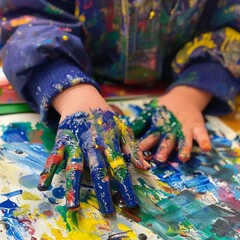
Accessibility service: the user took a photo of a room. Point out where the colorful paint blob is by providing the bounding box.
[0,100,240,239]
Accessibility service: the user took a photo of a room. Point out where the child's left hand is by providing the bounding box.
[131,86,212,162]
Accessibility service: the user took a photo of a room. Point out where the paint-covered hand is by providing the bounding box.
[37,109,151,214]
[131,86,212,163]
[130,99,190,162]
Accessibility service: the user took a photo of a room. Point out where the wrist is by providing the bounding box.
[162,86,212,111]
[52,84,110,121]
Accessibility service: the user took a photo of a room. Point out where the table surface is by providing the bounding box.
[0,98,239,240]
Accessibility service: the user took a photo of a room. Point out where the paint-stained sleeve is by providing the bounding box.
[169,1,240,115]
[0,0,100,128]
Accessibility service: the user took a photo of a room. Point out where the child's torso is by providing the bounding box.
[75,0,208,85]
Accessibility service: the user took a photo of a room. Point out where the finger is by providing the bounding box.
[38,141,65,191]
[177,130,191,162]
[155,131,177,162]
[65,145,84,210]
[155,105,179,130]
[85,148,114,215]
[119,125,151,170]
[192,124,211,151]
[130,107,152,137]
[138,130,161,151]
[104,145,138,209]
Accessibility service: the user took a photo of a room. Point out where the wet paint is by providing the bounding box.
[37,109,140,214]
[130,100,190,162]
[1,103,240,239]
[0,121,56,152]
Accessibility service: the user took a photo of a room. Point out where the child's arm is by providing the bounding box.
[163,2,240,161]
[0,1,151,214]
[133,1,240,162]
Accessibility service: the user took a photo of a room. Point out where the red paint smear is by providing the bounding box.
[66,189,75,205]
[44,151,63,169]
[20,219,35,235]
[66,163,83,172]
[121,208,141,222]
[218,187,240,212]
[43,210,53,217]
[83,0,93,10]
[39,173,49,185]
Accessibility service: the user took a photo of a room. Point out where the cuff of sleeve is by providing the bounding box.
[26,58,100,129]
[168,60,240,115]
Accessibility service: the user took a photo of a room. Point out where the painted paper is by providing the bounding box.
[0,99,239,240]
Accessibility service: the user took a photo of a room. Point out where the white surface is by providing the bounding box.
[206,115,237,140]
[0,113,40,125]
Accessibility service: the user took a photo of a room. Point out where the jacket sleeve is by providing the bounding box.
[0,0,100,128]
[169,1,240,115]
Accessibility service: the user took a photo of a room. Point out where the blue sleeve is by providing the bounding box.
[0,0,100,127]
[168,60,240,115]
[170,0,240,115]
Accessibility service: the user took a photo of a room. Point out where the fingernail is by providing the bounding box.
[178,152,190,162]
[137,160,151,170]
[143,151,153,160]
[201,141,211,151]
[155,153,166,162]
[144,162,152,170]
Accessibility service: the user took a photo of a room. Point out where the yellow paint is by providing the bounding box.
[117,223,137,239]
[108,155,125,169]
[1,186,10,192]
[121,0,128,16]
[56,216,67,229]
[72,147,82,159]
[113,116,129,137]
[13,204,30,217]
[65,208,105,239]
[74,1,80,17]
[22,191,41,201]
[72,78,82,84]
[79,15,86,22]
[220,27,240,52]
[186,32,216,56]
[97,120,103,125]
[10,16,33,27]
[62,35,69,41]
[227,99,235,111]
[149,11,155,20]
[86,193,100,210]
[34,209,48,220]
[41,233,54,240]
[232,148,240,164]
[173,32,217,73]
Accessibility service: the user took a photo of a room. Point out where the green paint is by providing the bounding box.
[114,166,128,182]
[55,205,71,231]
[44,6,64,15]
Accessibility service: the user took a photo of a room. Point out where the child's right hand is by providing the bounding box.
[38,84,151,214]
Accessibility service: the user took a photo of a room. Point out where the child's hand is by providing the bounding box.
[131,86,212,162]
[38,84,150,214]
[38,109,150,214]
